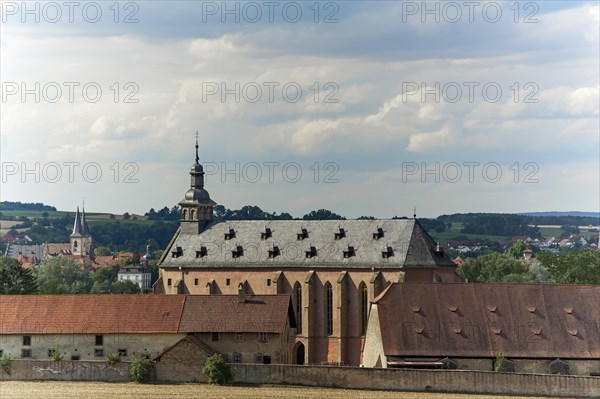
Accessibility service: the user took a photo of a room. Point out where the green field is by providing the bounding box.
[428,222,508,244]
[0,210,149,223]
[0,381,567,399]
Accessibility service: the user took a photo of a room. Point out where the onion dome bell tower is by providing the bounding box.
[179,135,216,234]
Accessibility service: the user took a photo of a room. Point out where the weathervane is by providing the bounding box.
[194,131,200,164]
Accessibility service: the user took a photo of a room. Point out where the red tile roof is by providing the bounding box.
[0,295,186,334]
[179,295,294,333]
[0,294,294,335]
[373,283,600,359]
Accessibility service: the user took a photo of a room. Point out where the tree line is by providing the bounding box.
[457,242,600,285]
[0,256,158,295]
[0,201,57,212]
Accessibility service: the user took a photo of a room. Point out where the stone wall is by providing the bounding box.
[4,359,599,398]
[230,364,600,398]
[0,360,131,381]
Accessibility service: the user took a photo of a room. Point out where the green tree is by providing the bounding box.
[129,356,153,382]
[458,253,531,283]
[50,345,63,361]
[111,280,141,294]
[1,353,15,375]
[0,256,37,294]
[35,257,93,294]
[202,354,231,384]
[303,209,344,220]
[94,246,112,256]
[507,240,527,259]
[537,250,600,285]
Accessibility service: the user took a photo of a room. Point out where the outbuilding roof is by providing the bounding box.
[373,283,600,359]
[179,294,295,333]
[0,294,294,335]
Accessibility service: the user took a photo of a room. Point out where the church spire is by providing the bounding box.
[81,202,90,236]
[71,206,83,237]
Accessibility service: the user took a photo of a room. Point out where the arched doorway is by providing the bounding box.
[294,342,305,365]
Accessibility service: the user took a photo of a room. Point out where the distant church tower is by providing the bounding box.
[179,136,216,234]
[70,205,92,255]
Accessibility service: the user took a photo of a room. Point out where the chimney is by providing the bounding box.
[238,282,246,303]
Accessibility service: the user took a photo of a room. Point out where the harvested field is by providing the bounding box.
[0,381,566,399]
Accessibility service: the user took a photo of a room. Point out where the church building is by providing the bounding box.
[156,141,461,365]
[69,205,93,256]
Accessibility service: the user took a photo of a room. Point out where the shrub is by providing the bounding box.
[129,356,153,382]
[495,351,505,372]
[50,345,63,361]
[202,353,231,384]
[1,353,15,375]
[106,352,121,366]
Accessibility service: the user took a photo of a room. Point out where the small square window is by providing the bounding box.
[268,246,280,258]
[297,228,309,240]
[373,227,384,240]
[95,349,104,357]
[334,228,346,240]
[267,279,272,286]
[211,332,219,341]
[382,246,394,259]
[118,349,127,357]
[235,332,244,342]
[95,335,103,346]
[194,278,199,286]
[226,278,231,286]
[171,246,183,258]
[254,353,264,363]
[196,246,208,258]
[167,278,172,286]
[21,349,31,358]
[71,355,80,361]
[261,228,272,240]
[343,246,355,258]
[258,332,268,343]
[224,228,236,240]
[22,336,31,346]
[232,353,242,363]
[48,349,53,357]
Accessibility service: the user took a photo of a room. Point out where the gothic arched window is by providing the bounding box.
[293,282,302,334]
[324,282,333,336]
[358,282,368,336]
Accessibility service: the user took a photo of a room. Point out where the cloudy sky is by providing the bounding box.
[1,1,598,218]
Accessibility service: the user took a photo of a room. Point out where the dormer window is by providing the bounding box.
[268,245,280,258]
[373,227,384,240]
[261,227,272,240]
[297,228,309,240]
[231,245,243,258]
[305,246,317,258]
[171,246,183,258]
[195,246,207,258]
[224,228,236,240]
[334,228,346,240]
[382,246,394,259]
[343,246,355,258]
